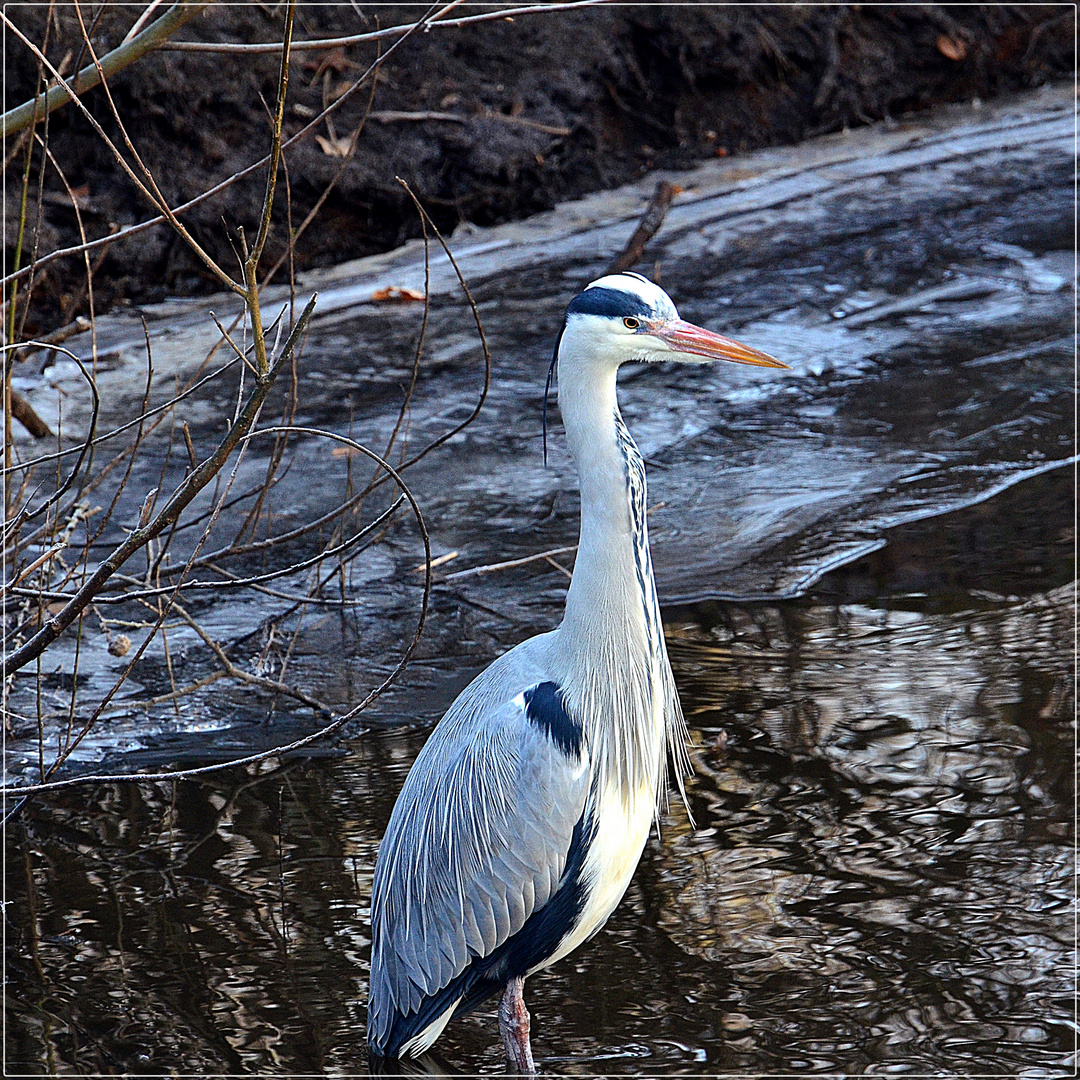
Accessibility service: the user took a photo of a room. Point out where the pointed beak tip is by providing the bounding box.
[762,355,792,370]
[659,320,789,370]
[727,347,789,370]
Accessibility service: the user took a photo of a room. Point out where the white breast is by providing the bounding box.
[531,617,673,976]
[529,773,656,974]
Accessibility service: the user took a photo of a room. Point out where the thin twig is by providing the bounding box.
[1,2,214,137]
[369,110,467,124]
[0,2,453,292]
[2,429,433,797]
[1,353,242,477]
[2,9,239,293]
[1,343,100,541]
[70,2,242,294]
[171,599,334,717]
[244,0,296,378]
[36,493,407,604]
[161,0,614,52]
[368,108,570,137]
[544,555,574,581]
[394,179,492,473]
[1,295,318,678]
[0,0,607,294]
[441,545,578,582]
[603,180,682,277]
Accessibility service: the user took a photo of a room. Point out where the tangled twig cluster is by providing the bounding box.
[1,2,517,805]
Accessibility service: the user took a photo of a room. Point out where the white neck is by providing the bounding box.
[558,360,650,636]
[552,344,685,804]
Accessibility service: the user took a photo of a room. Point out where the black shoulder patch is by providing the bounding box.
[523,682,583,757]
[566,286,652,320]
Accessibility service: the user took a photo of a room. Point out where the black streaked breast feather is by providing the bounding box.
[614,411,662,653]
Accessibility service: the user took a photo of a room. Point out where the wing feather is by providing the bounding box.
[368,665,589,1050]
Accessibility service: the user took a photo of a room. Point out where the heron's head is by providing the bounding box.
[557,272,787,371]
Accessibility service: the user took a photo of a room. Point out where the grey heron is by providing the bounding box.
[367,272,785,1070]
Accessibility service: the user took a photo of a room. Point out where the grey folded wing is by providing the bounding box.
[368,681,589,1035]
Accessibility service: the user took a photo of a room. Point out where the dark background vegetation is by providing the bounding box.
[3,2,1074,330]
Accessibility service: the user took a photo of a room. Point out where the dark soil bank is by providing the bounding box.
[4,3,1073,330]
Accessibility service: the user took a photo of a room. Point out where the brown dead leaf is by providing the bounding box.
[936,34,968,61]
[371,287,426,303]
[315,133,354,158]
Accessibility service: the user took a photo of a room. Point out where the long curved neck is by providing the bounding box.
[559,362,653,636]
[554,351,670,798]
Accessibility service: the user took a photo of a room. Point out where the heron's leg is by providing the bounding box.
[499,976,536,1074]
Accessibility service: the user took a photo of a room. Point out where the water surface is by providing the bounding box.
[8,462,1073,1074]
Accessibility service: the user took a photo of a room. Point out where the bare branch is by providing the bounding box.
[170,599,334,717]
[8,390,52,438]
[441,545,579,582]
[604,179,682,276]
[0,0,601,292]
[1,9,241,294]
[1,295,318,678]
[393,179,492,473]
[244,1,296,378]
[30,493,406,605]
[1,343,100,542]
[161,0,616,53]
[2,428,433,797]
[1,2,214,138]
[1,353,242,478]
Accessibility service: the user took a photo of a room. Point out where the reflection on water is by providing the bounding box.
[660,584,1071,1073]
[8,467,1073,1075]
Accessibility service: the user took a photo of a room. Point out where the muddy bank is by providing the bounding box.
[3,3,1073,331]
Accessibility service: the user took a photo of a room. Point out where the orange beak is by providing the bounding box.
[653,318,788,368]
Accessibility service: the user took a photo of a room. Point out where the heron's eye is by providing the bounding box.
[623,317,641,330]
